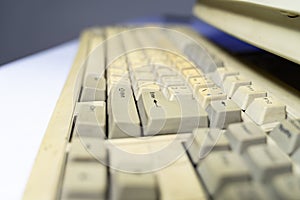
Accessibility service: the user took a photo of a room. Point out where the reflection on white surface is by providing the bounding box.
[0,40,78,200]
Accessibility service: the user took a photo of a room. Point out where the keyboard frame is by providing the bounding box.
[23,25,300,200]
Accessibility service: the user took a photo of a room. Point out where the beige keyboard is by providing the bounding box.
[24,25,300,200]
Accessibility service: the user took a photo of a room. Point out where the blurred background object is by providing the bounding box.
[0,0,195,65]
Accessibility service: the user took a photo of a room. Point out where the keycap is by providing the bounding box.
[210,54,224,68]
[188,76,214,92]
[76,102,106,138]
[83,37,105,82]
[225,122,266,153]
[269,119,300,155]
[151,58,173,67]
[177,98,209,133]
[165,85,193,101]
[68,136,106,162]
[160,76,185,87]
[206,99,241,128]
[134,83,160,100]
[107,76,131,94]
[128,59,149,69]
[246,97,286,125]
[182,44,214,73]
[197,151,251,196]
[106,28,127,65]
[222,75,251,97]
[216,182,269,200]
[133,72,156,82]
[196,86,227,108]
[131,65,153,73]
[271,174,300,200]
[108,140,156,171]
[244,145,292,182]
[182,68,203,79]
[209,67,239,86]
[156,68,177,78]
[187,128,229,164]
[153,143,207,200]
[107,68,128,77]
[231,85,267,110]
[137,91,207,135]
[61,162,107,200]
[110,172,158,200]
[109,57,127,70]
[175,60,194,71]
[291,147,300,165]
[81,74,106,102]
[108,85,141,138]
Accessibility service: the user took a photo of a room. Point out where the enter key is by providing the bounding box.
[137,91,207,136]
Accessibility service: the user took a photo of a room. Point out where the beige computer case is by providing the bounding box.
[194,0,300,65]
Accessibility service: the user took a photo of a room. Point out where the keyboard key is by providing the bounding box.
[206,99,241,128]
[81,74,106,102]
[270,119,300,155]
[128,58,149,68]
[137,91,207,135]
[244,145,292,182]
[178,99,209,133]
[271,174,300,200]
[187,128,229,164]
[107,68,128,77]
[134,82,160,100]
[246,97,286,125]
[182,68,203,79]
[196,86,227,108]
[156,68,177,78]
[76,102,106,138]
[84,36,105,82]
[160,76,185,87]
[133,72,156,82]
[130,65,154,73]
[216,182,269,200]
[223,75,251,97]
[110,172,158,200]
[209,67,239,86]
[231,85,267,110]
[182,44,213,73]
[225,122,266,153]
[188,76,214,91]
[165,85,193,101]
[107,76,131,94]
[175,60,194,71]
[138,90,180,135]
[155,144,207,200]
[291,147,300,165]
[108,85,141,138]
[61,162,107,200]
[197,151,251,196]
[109,57,127,70]
[210,54,224,68]
[68,137,106,162]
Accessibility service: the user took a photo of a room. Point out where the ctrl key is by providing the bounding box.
[61,162,107,200]
[197,151,250,196]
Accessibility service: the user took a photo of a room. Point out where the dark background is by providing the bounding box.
[0,0,195,65]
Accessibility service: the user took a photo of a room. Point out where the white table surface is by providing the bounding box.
[0,40,78,200]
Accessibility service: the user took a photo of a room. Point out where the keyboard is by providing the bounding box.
[24,25,300,200]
